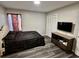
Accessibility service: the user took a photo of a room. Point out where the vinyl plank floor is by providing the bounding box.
[3,36,76,58]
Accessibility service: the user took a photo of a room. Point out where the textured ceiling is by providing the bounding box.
[0,1,77,12]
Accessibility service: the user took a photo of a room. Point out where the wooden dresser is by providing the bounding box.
[51,32,75,53]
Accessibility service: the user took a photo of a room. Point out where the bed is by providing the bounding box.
[3,31,45,55]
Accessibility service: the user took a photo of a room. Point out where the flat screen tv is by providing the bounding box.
[57,22,73,32]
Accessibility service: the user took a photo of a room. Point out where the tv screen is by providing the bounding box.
[57,22,73,32]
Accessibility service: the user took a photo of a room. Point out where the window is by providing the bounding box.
[7,13,22,31]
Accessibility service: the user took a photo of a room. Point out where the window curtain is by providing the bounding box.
[18,15,22,31]
[7,14,13,31]
[12,15,18,31]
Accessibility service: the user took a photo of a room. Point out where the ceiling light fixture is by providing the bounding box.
[34,1,40,5]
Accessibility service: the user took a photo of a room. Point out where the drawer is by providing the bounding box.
[52,34,61,39]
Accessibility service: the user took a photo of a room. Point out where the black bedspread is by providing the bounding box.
[3,31,45,55]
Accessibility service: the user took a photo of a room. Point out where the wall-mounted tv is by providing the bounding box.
[57,22,73,32]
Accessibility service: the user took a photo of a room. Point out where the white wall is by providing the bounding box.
[46,3,79,37]
[22,12,45,35]
[46,3,79,55]
[6,9,46,35]
[0,6,8,33]
[0,6,7,28]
